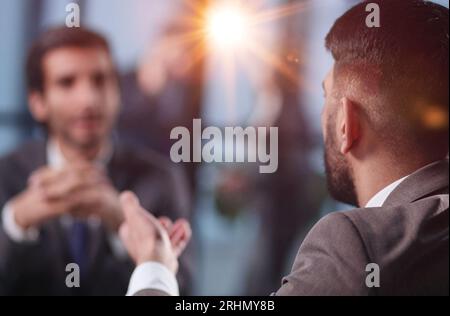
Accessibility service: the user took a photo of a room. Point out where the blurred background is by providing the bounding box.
[0,0,448,295]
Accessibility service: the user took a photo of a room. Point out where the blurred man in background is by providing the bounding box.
[0,27,192,296]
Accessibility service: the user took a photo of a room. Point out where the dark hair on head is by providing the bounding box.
[325,0,449,160]
[26,26,112,93]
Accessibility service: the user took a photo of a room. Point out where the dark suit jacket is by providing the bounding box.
[0,140,193,296]
[136,159,449,296]
[275,159,449,296]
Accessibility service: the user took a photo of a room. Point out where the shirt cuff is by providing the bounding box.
[2,202,39,243]
[126,262,180,296]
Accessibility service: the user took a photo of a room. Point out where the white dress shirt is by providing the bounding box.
[365,176,409,208]
[125,174,412,296]
[1,140,128,259]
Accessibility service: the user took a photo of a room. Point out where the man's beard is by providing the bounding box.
[61,129,103,151]
[323,122,359,206]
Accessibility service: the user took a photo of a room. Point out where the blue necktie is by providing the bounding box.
[69,221,89,277]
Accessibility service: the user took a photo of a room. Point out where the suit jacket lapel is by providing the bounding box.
[16,140,47,174]
[383,159,449,208]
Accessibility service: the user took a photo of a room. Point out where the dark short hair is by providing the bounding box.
[26,26,112,93]
[326,0,449,160]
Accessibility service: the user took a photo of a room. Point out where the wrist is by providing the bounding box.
[2,202,40,242]
[137,255,178,275]
[10,198,33,230]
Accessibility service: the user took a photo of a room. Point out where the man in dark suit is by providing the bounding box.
[0,27,192,296]
[117,0,449,296]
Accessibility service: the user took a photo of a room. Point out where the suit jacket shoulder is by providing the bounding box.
[275,211,371,296]
[344,194,449,295]
[276,160,449,296]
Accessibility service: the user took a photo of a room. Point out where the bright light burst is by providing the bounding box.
[206,3,251,51]
[178,0,310,68]
[176,0,311,116]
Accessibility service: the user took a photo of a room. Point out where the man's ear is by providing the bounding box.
[28,92,48,124]
[339,97,360,155]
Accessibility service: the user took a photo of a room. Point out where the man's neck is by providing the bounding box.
[51,137,107,163]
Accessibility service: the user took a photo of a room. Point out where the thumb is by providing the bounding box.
[120,191,142,223]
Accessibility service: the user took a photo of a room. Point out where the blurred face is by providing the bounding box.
[321,67,358,206]
[31,47,120,149]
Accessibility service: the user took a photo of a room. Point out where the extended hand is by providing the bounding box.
[118,191,191,274]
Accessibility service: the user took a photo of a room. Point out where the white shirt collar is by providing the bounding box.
[47,141,65,169]
[47,139,112,169]
[365,175,409,208]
